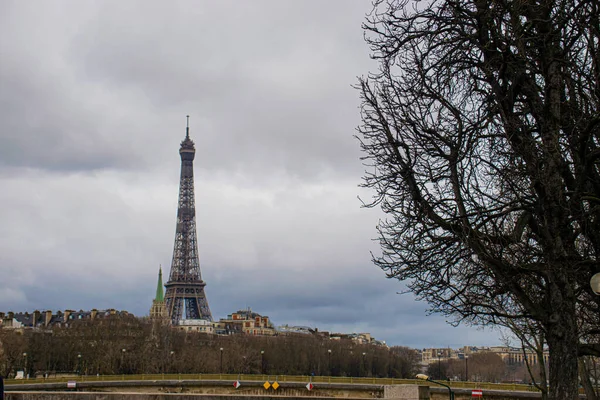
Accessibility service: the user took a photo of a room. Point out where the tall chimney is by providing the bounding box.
[32,310,40,327]
[45,310,52,326]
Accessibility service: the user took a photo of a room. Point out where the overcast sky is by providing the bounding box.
[0,0,501,349]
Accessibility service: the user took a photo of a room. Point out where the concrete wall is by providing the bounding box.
[6,393,357,400]
[4,388,545,400]
[429,387,542,400]
[5,381,380,399]
[384,385,430,400]
[4,382,547,400]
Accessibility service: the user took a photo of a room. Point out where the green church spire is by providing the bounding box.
[155,266,164,302]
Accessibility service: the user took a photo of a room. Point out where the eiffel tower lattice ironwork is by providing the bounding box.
[164,116,213,323]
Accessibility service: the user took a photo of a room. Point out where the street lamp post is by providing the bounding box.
[77,354,82,375]
[169,351,174,374]
[260,350,265,375]
[437,351,442,380]
[220,348,223,374]
[362,352,366,377]
[328,349,332,376]
[465,355,469,381]
[417,374,455,400]
[372,354,377,377]
[22,353,27,379]
[121,349,126,374]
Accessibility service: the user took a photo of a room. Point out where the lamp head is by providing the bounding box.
[416,374,429,380]
[591,273,600,295]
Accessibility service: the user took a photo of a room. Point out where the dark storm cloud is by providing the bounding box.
[7,260,494,349]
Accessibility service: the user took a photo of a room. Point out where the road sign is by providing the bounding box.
[233,380,241,389]
[306,382,314,391]
[263,381,271,390]
[272,381,279,390]
[67,381,77,389]
[472,389,483,397]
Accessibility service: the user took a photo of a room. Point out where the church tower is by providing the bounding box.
[149,266,168,319]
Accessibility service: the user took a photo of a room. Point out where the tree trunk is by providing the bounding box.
[546,309,579,400]
[579,358,598,400]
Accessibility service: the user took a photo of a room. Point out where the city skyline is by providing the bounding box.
[0,1,501,348]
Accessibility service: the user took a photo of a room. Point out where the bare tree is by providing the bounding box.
[388,346,420,378]
[0,330,26,377]
[433,352,505,382]
[500,320,549,399]
[469,352,507,383]
[579,357,598,400]
[426,359,450,381]
[0,320,420,379]
[356,0,600,398]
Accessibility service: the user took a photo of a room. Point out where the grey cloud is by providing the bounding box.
[0,65,134,171]
[5,258,495,348]
[0,0,503,349]
[1,1,370,179]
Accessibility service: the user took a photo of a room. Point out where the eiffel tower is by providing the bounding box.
[164,116,213,323]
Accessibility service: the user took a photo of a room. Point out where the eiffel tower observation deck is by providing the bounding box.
[164,116,213,323]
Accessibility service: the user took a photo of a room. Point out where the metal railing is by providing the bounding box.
[4,373,540,392]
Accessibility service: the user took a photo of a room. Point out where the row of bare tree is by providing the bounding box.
[426,352,542,384]
[427,351,599,389]
[0,316,419,379]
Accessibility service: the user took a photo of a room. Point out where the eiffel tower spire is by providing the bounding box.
[164,117,213,323]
